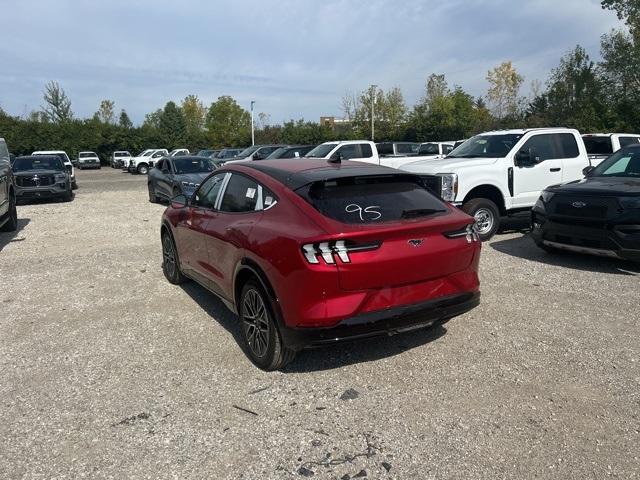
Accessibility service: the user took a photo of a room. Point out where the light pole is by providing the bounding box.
[370,85,377,141]
[250,101,256,146]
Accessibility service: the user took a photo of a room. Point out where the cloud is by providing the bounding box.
[0,0,622,124]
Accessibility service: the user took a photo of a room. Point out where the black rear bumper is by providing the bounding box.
[531,212,640,262]
[280,291,480,351]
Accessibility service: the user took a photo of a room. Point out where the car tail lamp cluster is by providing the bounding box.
[302,240,381,264]
[443,224,480,243]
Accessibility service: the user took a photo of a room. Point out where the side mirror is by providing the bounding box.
[515,149,537,167]
[171,194,188,208]
[252,153,264,161]
[161,167,170,174]
[582,166,595,177]
[329,151,344,162]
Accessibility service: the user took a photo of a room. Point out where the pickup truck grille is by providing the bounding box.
[16,175,55,187]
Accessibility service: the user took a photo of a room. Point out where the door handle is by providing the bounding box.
[550,168,561,172]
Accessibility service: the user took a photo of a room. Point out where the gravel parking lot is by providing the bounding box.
[1,168,639,479]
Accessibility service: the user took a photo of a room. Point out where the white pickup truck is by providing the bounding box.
[582,133,640,166]
[307,140,453,169]
[128,149,168,174]
[400,128,591,240]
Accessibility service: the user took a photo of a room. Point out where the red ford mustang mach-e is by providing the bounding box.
[161,159,481,370]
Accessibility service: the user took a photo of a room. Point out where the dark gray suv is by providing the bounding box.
[0,138,17,231]
[13,155,72,202]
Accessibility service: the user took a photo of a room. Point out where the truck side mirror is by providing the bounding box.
[582,166,595,176]
[515,149,536,167]
[252,153,264,161]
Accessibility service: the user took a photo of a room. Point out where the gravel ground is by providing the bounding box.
[1,168,639,479]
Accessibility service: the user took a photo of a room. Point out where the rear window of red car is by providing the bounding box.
[296,174,447,224]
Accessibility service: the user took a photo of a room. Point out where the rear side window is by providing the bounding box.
[220,174,259,212]
[360,144,373,158]
[619,136,640,147]
[557,133,579,158]
[376,143,393,155]
[583,136,613,155]
[297,175,447,224]
[396,143,417,154]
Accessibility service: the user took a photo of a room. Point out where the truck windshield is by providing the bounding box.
[306,143,337,158]
[13,156,64,172]
[79,152,96,158]
[448,134,523,158]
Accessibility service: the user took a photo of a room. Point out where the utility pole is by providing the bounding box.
[370,85,377,141]
[250,100,255,146]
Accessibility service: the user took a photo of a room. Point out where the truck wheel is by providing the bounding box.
[161,231,187,285]
[0,193,18,232]
[137,164,149,175]
[462,198,500,241]
[239,279,296,371]
[63,190,72,202]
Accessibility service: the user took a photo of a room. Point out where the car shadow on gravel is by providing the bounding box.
[490,233,640,275]
[0,218,30,252]
[180,281,449,372]
[179,282,245,345]
[285,325,448,372]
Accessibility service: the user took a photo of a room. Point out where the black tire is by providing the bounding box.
[0,192,18,232]
[239,280,296,371]
[72,181,78,190]
[148,183,160,203]
[161,231,187,285]
[62,189,72,202]
[462,198,500,241]
[137,164,149,175]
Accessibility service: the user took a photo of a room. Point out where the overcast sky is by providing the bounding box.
[0,0,622,125]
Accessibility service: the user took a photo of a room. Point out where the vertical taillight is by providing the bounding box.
[301,240,381,265]
[443,224,480,243]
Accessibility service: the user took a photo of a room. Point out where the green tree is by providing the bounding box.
[96,99,115,124]
[205,96,251,147]
[118,109,133,129]
[602,0,640,34]
[540,46,608,131]
[41,81,73,123]
[600,29,640,129]
[486,61,524,120]
[181,94,207,148]
[159,101,186,149]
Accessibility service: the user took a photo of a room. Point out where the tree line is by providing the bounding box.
[0,0,637,161]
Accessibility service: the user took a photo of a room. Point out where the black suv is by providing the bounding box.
[0,138,17,232]
[13,155,72,202]
[532,144,640,261]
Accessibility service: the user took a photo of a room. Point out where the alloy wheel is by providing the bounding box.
[473,208,494,235]
[242,289,270,358]
[162,234,177,278]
